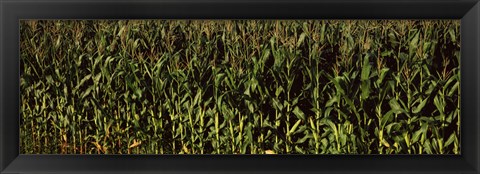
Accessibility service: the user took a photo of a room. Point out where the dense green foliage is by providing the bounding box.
[20,20,460,154]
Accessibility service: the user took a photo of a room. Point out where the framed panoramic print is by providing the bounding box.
[1,0,480,173]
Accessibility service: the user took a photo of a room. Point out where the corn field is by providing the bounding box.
[20,20,460,154]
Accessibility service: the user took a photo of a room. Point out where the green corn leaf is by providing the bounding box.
[361,81,370,100]
[193,89,202,106]
[448,81,459,96]
[423,41,431,54]
[381,110,394,129]
[295,134,311,144]
[93,73,102,84]
[325,96,338,107]
[385,122,401,135]
[262,49,271,62]
[448,27,456,42]
[269,36,276,50]
[409,31,420,57]
[444,133,456,148]
[411,128,423,144]
[134,88,142,99]
[296,32,307,48]
[289,119,302,135]
[293,125,307,135]
[412,97,428,114]
[81,86,94,99]
[293,106,306,120]
[272,98,283,111]
[403,132,411,147]
[361,55,371,81]
[275,86,284,97]
[214,73,226,87]
[389,98,404,114]
[320,23,326,44]
[248,101,258,114]
[376,68,390,85]
[75,74,92,90]
[433,95,444,114]
[332,77,345,95]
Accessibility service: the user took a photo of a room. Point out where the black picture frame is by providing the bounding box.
[1,0,479,173]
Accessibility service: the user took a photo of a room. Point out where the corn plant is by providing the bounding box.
[20,20,460,154]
